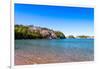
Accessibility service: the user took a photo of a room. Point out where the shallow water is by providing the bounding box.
[15,39,94,65]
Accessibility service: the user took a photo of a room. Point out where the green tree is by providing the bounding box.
[67,35,75,39]
[77,35,89,38]
[55,31,65,39]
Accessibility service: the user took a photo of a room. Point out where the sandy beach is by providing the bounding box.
[15,50,93,65]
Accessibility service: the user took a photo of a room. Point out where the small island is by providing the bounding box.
[66,35,94,39]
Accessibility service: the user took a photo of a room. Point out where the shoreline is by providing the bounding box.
[15,38,94,40]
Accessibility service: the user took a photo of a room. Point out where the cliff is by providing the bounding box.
[15,25,66,39]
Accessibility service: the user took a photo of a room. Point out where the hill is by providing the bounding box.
[15,25,66,39]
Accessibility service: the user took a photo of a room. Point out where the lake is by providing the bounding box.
[15,39,94,65]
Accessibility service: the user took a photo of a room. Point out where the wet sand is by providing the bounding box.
[15,50,93,65]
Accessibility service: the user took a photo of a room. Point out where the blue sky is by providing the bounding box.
[15,3,94,36]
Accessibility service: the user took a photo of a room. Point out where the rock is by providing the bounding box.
[15,24,66,39]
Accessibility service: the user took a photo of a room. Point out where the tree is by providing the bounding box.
[77,35,89,38]
[67,35,75,38]
[55,31,65,39]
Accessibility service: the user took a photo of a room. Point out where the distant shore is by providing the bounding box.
[15,24,94,40]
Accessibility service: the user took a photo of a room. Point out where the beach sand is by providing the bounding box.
[15,50,93,65]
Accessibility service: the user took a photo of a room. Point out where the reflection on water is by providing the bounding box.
[15,39,94,65]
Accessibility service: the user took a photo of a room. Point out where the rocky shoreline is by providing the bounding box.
[15,25,66,39]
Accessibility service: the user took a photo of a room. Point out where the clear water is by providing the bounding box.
[15,39,94,64]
